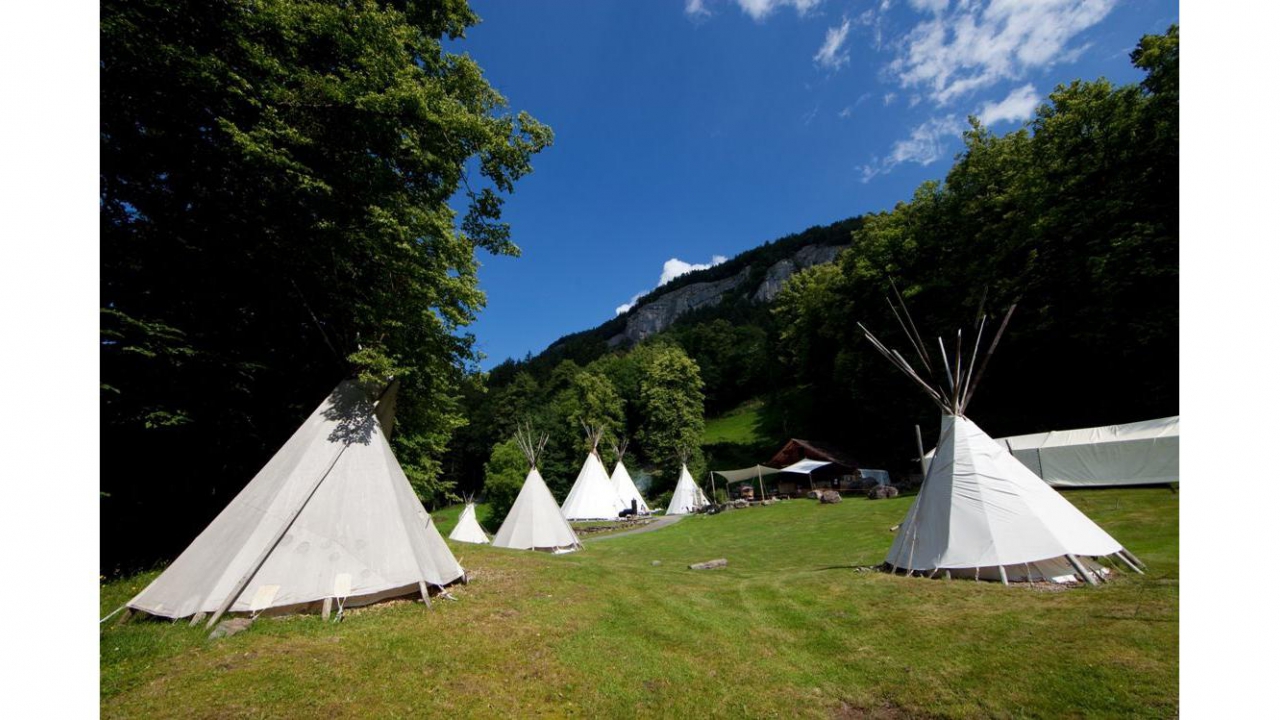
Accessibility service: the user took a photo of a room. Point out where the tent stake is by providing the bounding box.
[998,565,1009,586]
[189,611,206,627]
[419,581,433,608]
[322,597,332,621]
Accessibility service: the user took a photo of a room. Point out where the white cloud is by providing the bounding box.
[814,18,852,70]
[888,0,1115,105]
[616,255,730,315]
[859,115,964,182]
[615,293,644,316]
[908,0,949,13]
[883,92,897,105]
[977,83,1039,126]
[659,255,728,285]
[685,0,711,20]
[838,106,853,119]
[734,0,823,22]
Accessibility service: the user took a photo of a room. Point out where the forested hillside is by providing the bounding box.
[452,25,1178,505]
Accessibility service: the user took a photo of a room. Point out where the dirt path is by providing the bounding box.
[585,514,686,542]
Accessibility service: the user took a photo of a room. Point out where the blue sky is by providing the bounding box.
[455,0,1178,369]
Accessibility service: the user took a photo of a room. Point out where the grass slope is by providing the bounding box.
[101,488,1177,718]
[702,399,765,446]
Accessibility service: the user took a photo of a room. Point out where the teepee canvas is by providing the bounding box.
[492,427,582,552]
[665,463,708,515]
[609,439,650,515]
[561,424,626,521]
[449,501,490,545]
[861,286,1144,584]
[127,380,466,625]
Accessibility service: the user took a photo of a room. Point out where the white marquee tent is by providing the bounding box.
[449,502,490,545]
[861,293,1144,584]
[126,380,465,625]
[665,463,709,515]
[924,416,1179,487]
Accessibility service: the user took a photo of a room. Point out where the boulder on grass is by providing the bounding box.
[209,617,253,639]
[819,490,843,504]
[866,485,900,500]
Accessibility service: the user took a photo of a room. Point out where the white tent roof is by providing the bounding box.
[888,414,1126,581]
[779,459,831,475]
[713,464,781,483]
[924,416,1179,487]
[448,502,490,545]
[611,460,650,514]
[561,452,625,520]
[128,381,465,620]
[665,464,708,515]
[492,468,581,552]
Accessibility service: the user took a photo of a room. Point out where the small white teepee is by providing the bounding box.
[492,426,582,552]
[561,424,626,521]
[861,285,1145,584]
[665,462,708,515]
[610,439,650,515]
[449,501,490,545]
[127,380,465,626]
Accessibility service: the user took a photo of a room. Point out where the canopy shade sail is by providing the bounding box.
[778,459,831,475]
[713,465,782,483]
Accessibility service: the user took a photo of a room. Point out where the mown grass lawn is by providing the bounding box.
[100,488,1177,718]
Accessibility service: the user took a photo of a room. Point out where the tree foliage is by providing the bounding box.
[101,0,550,571]
[769,25,1179,470]
[481,437,527,528]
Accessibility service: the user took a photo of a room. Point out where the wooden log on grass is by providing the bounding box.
[688,558,728,570]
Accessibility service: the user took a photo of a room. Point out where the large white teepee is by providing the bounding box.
[491,427,582,552]
[561,425,626,521]
[610,439,650,515]
[665,463,709,515]
[449,502,490,545]
[493,468,582,552]
[861,287,1144,584]
[127,380,465,624]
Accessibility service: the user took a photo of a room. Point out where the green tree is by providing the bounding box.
[636,346,706,491]
[481,437,527,529]
[100,0,551,571]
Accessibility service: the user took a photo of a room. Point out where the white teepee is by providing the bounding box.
[127,380,465,625]
[861,286,1145,584]
[449,501,490,545]
[610,440,650,515]
[665,463,708,515]
[492,427,582,552]
[561,425,626,521]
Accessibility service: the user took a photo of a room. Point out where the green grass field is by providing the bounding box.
[702,398,766,445]
[100,488,1177,718]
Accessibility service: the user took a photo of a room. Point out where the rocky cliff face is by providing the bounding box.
[608,244,848,346]
[751,244,848,302]
[609,267,752,346]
